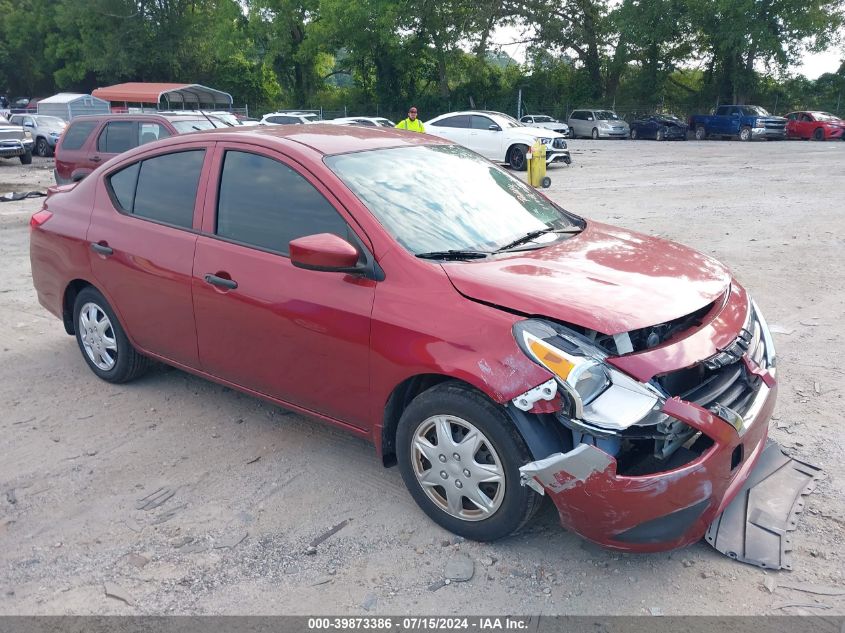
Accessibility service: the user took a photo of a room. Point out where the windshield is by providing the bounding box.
[0,116,9,125]
[326,145,582,255]
[815,112,840,121]
[303,114,320,123]
[35,116,66,127]
[533,116,553,122]
[375,118,395,127]
[596,111,620,121]
[740,106,770,116]
[492,113,523,128]
[170,119,218,133]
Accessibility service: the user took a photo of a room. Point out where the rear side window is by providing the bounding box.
[107,150,204,229]
[98,121,137,154]
[432,115,470,128]
[61,121,97,150]
[215,151,348,255]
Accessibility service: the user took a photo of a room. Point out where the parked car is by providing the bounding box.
[785,111,845,141]
[329,116,396,128]
[31,124,779,554]
[519,114,570,137]
[0,115,34,164]
[567,109,629,139]
[689,105,787,141]
[628,114,688,141]
[9,114,67,156]
[260,111,320,125]
[426,110,571,170]
[54,113,223,185]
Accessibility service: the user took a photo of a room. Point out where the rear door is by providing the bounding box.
[191,144,376,428]
[86,142,214,367]
[426,115,471,145]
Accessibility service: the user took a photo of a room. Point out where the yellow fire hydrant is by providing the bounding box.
[526,140,551,188]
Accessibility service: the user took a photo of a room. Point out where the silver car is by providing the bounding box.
[9,114,66,157]
[519,114,570,137]
[567,109,630,139]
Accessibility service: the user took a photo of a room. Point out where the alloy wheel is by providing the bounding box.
[78,302,118,371]
[411,415,505,521]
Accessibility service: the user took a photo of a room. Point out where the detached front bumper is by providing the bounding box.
[522,377,776,552]
[751,127,786,139]
[546,149,572,165]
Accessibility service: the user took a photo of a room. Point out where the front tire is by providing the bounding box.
[508,144,528,171]
[630,128,638,140]
[813,128,825,141]
[35,138,50,157]
[73,287,150,383]
[396,382,542,541]
[19,150,32,165]
[739,126,752,142]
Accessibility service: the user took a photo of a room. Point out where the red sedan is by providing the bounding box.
[30,125,779,552]
[785,111,845,140]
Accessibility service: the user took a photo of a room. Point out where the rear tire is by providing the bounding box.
[73,287,151,383]
[19,150,32,165]
[656,127,666,141]
[695,126,706,140]
[508,145,528,171]
[396,382,542,541]
[591,127,599,140]
[630,128,638,140]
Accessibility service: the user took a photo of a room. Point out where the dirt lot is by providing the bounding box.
[0,141,843,616]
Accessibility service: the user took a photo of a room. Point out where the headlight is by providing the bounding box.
[24,130,32,138]
[539,137,552,145]
[513,319,663,430]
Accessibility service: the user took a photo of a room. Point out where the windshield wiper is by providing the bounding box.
[416,250,490,260]
[494,227,582,252]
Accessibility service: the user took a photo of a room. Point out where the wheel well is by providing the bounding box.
[63,279,93,334]
[505,143,528,163]
[380,374,460,467]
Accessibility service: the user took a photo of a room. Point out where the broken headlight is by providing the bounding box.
[513,319,664,431]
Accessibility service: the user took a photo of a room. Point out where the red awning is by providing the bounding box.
[92,82,233,107]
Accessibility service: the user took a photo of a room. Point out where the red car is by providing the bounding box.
[30,125,780,553]
[54,112,225,185]
[785,111,845,140]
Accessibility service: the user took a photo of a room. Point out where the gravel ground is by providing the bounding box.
[0,141,843,616]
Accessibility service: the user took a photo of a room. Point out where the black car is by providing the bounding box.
[629,114,688,140]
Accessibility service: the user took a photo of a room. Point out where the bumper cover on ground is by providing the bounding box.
[704,440,820,570]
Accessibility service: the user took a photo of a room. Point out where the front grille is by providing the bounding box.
[764,121,786,130]
[659,306,768,420]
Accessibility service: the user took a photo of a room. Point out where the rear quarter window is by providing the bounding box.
[61,121,98,150]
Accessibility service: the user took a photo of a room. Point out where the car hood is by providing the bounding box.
[442,222,731,335]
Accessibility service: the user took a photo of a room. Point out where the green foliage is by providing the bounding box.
[0,0,842,117]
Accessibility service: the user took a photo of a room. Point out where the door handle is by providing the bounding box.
[91,156,102,163]
[90,242,113,256]
[204,274,238,290]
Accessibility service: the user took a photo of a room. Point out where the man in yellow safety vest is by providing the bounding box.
[395,106,425,133]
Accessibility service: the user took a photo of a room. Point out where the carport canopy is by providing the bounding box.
[92,82,233,109]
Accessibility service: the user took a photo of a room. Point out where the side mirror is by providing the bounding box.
[290,233,361,273]
[587,117,594,121]
[488,124,501,131]
[24,121,35,128]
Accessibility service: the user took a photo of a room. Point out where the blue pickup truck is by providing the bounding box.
[688,105,787,141]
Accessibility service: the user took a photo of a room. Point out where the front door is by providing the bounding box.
[192,145,376,428]
[468,115,504,160]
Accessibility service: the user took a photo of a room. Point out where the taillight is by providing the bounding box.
[30,210,53,229]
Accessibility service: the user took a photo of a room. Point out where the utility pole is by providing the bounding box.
[517,88,522,119]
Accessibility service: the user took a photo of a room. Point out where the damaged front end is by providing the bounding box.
[511,284,815,566]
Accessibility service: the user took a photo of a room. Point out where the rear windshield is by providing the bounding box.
[61,121,98,150]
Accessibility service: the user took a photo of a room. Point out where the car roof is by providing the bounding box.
[139,122,452,156]
[68,113,210,124]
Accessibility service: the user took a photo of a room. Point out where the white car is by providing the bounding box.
[519,114,571,137]
[260,111,320,125]
[328,116,396,128]
[425,110,571,171]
